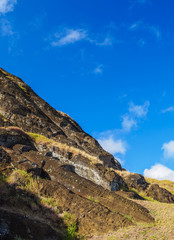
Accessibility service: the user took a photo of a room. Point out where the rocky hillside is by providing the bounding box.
[0,68,174,240]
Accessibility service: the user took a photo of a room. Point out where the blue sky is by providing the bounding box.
[1,0,174,180]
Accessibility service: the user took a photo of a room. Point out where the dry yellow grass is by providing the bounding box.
[89,199,174,240]
[57,110,71,118]
[27,132,102,164]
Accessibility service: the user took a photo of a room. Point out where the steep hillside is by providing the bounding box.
[0,68,173,239]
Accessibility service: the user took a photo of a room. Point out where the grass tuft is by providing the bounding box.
[19,85,27,93]
[129,188,157,202]
[88,197,99,203]
[63,212,77,240]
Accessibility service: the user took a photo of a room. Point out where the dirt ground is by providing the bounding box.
[89,199,174,240]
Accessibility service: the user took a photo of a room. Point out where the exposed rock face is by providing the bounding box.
[146,184,174,203]
[116,170,174,203]
[116,171,149,191]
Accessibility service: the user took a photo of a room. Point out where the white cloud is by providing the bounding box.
[121,115,137,132]
[50,27,114,47]
[161,106,174,113]
[129,101,150,118]
[144,164,174,181]
[51,28,87,46]
[94,64,103,74]
[95,37,113,46]
[98,136,127,155]
[0,0,17,14]
[0,18,14,36]
[95,100,149,166]
[162,141,174,159]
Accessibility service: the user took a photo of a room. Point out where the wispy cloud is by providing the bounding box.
[162,141,174,159]
[121,115,137,132]
[95,37,113,46]
[0,18,19,53]
[0,18,14,36]
[161,106,174,113]
[130,0,150,8]
[98,136,127,155]
[0,0,17,14]
[144,164,174,181]
[96,100,149,164]
[129,20,142,31]
[121,101,150,132]
[148,25,161,40]
[129,20,161,41]
[51,28,87,46]
[162,91,166,97]
[138,38,146,47]
[50,27,113,47]
[93,64,103,74]
[129,101,150,118]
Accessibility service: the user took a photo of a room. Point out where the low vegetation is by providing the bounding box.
[0,169,79,240]
[88,197,99,203]
[19,85,27,93]
[63,212,78,240]
[129,188,157,202]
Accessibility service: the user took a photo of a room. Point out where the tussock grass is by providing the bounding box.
[0,68,27,94]
[19,85,27,93]
[0,113,9,122]
[0,68,10,76]
[0,126,28,136]
[7,169,43,195]
[7,169,60,212]
[58,110,71,118]
[6,75,16,81]
[0,113,14,125]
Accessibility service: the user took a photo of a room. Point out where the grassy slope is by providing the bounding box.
[90,178,174,240]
